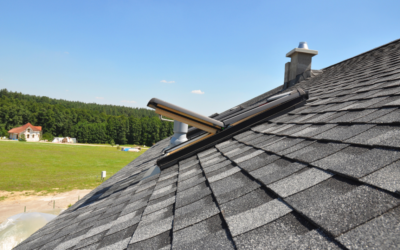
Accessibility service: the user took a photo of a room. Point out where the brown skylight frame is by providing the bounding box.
[148,88,309,169]
[148,98,225,134]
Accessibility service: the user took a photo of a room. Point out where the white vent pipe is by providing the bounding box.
[159,115,188,150]
[169,121,188,148]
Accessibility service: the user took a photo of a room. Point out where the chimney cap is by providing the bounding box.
[286,42,318,57]
[298,42,308,49]
[286,48,318,58]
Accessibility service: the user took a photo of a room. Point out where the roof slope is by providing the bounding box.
[8,123,42,133]
[15,39,400,250]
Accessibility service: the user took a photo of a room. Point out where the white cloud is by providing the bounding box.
[121,100,136,104]
[96,97,104,100]
[160,80,175,83]
[64,51,69,54]
[191,90,205,94]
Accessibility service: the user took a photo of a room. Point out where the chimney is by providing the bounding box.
[283,42,318,89]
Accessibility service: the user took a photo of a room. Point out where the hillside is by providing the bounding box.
[0,89,173,145]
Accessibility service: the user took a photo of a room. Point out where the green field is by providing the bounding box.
[0,141,145,193]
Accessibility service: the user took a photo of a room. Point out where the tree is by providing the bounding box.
[0,127,8,137]
[0,88,173,144]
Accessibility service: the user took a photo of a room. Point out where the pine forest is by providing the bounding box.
[0,89,174,145]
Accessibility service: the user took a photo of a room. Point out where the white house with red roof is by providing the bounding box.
[8,123,42,141]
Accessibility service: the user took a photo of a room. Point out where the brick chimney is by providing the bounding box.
[283,42,318,89]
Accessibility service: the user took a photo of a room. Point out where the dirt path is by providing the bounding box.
[0,190,92,223]
[0,140,150,148]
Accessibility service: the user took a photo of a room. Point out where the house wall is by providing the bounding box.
[9,133,18,139]
[18,128,41,141]
[24,130,40,142]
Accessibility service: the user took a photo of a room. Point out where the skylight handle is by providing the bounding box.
[159,114,174,122]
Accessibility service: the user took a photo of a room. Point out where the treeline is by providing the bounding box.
[0,89,173,145]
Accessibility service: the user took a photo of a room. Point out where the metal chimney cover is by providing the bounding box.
[298,42,309,49]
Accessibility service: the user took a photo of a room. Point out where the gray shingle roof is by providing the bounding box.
[15,39,400,250]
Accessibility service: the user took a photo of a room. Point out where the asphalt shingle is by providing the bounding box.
[209,171,260,205]
[372,108,400,123]
[361,160,400,193]
[177,174,206,193]
[207,166,241,183]
[203,159,232,173]
[337,206,400,250]
[346,125,400,147]
[230,149,264,164]
[234,212,340,250]
[285,179,400,237]
[250,159,307,186]
[129,216,174,244]
[313,146,400,179]
[225,199,292,237]
[352,107,396,122]
[173,195,220,231]
[172,215,227,249]
[286,141,348,163]
[220,188,275,218]
[279,139,315,156]
[127,230,171,250]
[268,168,334,198]
[290,124,337,138]
[175,182,211,209]
[314,124,375,141]
[235,151,281,172]
[261,137,305,154]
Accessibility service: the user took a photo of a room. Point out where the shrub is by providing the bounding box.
[19,134,26,142]
[42,132,54,141]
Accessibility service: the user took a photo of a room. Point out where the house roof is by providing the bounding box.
[8,123,42,133]
[15,39,400,250]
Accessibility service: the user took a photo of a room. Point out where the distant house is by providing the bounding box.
[52,137,63,143]
[8,123,42,142]
[52,137,77,143]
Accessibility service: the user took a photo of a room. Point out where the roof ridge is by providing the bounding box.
[323,38,400,70]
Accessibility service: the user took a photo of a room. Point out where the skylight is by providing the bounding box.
[147,88,309,169]
[147,98,225,134]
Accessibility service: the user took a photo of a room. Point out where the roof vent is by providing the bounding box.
[159,115,188,150]
[298,41,308,49]
[283,42,318,90]
[169,121,188,148]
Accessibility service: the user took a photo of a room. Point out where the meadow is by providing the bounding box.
[0,141,145,193]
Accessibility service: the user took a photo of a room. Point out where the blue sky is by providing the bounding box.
[1,1,399,116]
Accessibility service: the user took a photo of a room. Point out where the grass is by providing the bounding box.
[0,141,146,193]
